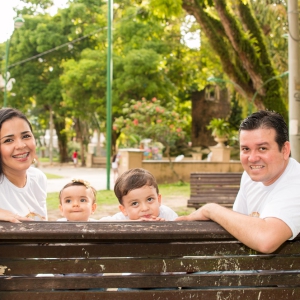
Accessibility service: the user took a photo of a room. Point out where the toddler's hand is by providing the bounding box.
[135,215,166,222]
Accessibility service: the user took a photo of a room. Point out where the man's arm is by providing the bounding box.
[176,203,292,253]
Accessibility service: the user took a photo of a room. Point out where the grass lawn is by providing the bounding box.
[44,173,64,179]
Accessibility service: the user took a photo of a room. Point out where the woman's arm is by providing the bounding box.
[0,208,33,223]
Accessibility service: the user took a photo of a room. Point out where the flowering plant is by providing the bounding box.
[113,98,188,157]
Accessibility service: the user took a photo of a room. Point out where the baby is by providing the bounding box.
[100,168,178,221]
[58,179,97,221]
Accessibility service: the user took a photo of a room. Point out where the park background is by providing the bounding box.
[0,0,295,217]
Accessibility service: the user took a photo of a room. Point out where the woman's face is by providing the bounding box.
[0,117,36,174]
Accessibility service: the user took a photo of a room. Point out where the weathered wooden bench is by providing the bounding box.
[92,156,107,168]
[0,221,299,299]
[187,172,243,209]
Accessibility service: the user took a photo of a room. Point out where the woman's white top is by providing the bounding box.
[0,167,47,220]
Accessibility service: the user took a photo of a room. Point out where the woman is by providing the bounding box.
[0,108,47,222]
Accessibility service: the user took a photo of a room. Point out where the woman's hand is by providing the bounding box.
[0,208,33,223]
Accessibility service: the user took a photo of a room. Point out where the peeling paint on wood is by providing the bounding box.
[0,265,7,275]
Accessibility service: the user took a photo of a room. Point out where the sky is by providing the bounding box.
[0,1,200,48]
[0,0,68,43]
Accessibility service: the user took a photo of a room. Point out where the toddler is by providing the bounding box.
[56,179,104,290]
[100,168,177,221]
[58,179,97,221]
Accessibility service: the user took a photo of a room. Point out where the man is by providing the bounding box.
[177,110,300,253]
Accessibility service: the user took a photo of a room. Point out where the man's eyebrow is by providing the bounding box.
[240,142,270,147]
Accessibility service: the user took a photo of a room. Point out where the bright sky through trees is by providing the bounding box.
[0,0,68,43]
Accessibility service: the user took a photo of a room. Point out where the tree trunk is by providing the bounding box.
[182,0,288,120]
[53,115,69,163]
[191,87,231,148]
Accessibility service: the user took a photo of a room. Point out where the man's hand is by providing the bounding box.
[176,206,210,221]
[0,208,33,223]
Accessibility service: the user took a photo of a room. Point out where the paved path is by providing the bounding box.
[39,165,114,193]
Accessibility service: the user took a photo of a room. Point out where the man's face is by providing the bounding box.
[239,127,290,186]
[119,185,161,220]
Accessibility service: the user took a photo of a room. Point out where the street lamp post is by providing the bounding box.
[106,0,113,190]
[3,16,25,107]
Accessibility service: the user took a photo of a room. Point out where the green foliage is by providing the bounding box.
[149,0,183,18]
[206,118,230,138]
[153,0,289,119]
[60,48,107,119]
[228,93,243,130]
[5,0,107,162]
[114,98,188,156]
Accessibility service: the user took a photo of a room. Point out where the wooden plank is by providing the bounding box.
[1,272,300,290]
[0,242,252,258]
[190,187,240,192]
[0,221,240,242]
[1,239,299,258]
[0,241,252,258]
[1,256,300,275]
[188,172,242,208]
[1,288,300,300]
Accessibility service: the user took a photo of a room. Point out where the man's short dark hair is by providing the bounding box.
[114,168,159,205]
[239,110,289,151]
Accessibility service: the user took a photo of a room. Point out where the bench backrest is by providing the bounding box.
[0,221,299,299]
[188,172,243,209]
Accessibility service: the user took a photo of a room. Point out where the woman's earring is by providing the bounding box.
[32,158,37,164]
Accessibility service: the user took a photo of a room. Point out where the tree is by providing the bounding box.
[4,0,106,162]
[149,0,288,120]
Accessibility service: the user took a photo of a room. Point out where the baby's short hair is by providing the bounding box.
[114,168,159,204]
[59,179,97,204]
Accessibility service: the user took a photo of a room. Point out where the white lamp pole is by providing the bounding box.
[288,0,300,161]
[3,16,25,107]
